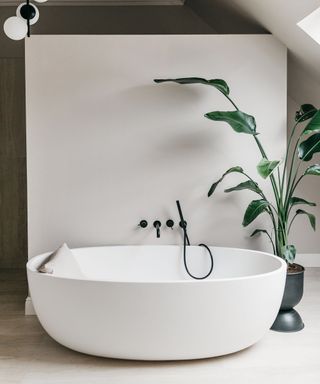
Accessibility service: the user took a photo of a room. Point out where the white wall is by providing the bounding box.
[26,35,287,257]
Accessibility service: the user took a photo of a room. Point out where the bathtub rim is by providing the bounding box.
[26,245,287,284]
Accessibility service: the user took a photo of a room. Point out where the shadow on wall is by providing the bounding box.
[114,84,269,251]
[113,83,220,154]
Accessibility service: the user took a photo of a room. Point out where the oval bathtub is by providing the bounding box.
[27,245,286,361]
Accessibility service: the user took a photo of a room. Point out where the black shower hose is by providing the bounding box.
[182,227,214,280]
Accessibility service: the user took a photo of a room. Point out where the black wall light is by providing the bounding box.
[3,0,47,40]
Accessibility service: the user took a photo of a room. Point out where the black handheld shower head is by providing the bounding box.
[176,200,190,245]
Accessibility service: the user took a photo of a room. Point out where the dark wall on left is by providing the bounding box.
[0,7,26,268]
[0,58,27,269]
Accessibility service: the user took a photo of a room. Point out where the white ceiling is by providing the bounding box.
[0,0,185,5]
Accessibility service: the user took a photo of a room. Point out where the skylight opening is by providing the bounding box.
[298,6,320,45]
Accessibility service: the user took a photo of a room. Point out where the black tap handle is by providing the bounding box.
[166,219,174,229]
[179,220,187,229]
[139,220,148,228]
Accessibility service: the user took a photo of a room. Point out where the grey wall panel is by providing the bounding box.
[0,59,27,268]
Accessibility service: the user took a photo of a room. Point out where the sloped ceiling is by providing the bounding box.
[187,0,320,105]
[229,0,320,105]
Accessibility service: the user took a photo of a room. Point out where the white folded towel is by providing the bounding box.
[37,243,83,278]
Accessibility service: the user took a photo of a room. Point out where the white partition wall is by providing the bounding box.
[25,35,287,257]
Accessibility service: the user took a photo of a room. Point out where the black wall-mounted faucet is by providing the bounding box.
[139,220,148,228]
[153,220,161,238]
[176,200,190,245]
[166,219,174,229]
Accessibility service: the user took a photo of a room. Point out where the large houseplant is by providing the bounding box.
[155,77,319,332]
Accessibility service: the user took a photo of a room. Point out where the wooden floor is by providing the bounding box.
[0,268,320,384]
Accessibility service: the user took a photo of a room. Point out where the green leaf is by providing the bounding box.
[302,110,320,135]
[224,180,262,195]
[295,104,317,122]
[304,164,320,176]
[153,78,230,96]
[281,245,296,264]
[257,158,280,179]
[298,133,320,161]
[250,229,269,237]
[205,111,257,135]
[208,80,230,96]
[250,229,276,254]
[208,166,243,197]
[295,209,316,231]
[242,199,270,227]
[289,197,316,207]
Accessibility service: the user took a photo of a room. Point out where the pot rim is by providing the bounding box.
[287,263,305,275]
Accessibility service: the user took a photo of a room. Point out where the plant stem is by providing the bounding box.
[288,212,298,234]
[225,94,239,111]
[281,117,303,196]
[223,95,286,258]
[265,231,276,254]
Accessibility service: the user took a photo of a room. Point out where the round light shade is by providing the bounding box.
[3,16,27,41]
[34,0,48,2]
[17,3,39,26]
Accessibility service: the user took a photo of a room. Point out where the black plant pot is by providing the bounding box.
[271,264,304,332]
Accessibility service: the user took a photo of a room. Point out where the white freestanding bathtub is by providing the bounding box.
[27,245,286,361]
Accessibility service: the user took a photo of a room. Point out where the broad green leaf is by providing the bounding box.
[295,104,317,122]
[207,79,230,96]
[208,166,243,197]
[224,180,262,195]
[257,158,280,179]
[302,110,320,135]
[250,229,269,237]
[242,199,270,227]
[205,111,257,135]
[298,133,320,161]
[289,197,316,207]
[281,245,296,264]
[304,164,320,176]
[153,78,230,96]
[295,209,316,231]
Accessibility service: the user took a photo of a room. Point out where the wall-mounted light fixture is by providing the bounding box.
[3,0,47,41]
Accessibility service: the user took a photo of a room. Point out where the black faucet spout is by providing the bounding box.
[153,220,162,238]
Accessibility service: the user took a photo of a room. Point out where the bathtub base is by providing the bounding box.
[49,337,258,361]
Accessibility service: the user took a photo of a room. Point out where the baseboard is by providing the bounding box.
[24,253,320,315]
[295,254,320,267]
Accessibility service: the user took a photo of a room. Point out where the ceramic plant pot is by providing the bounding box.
[271,264,304,332]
